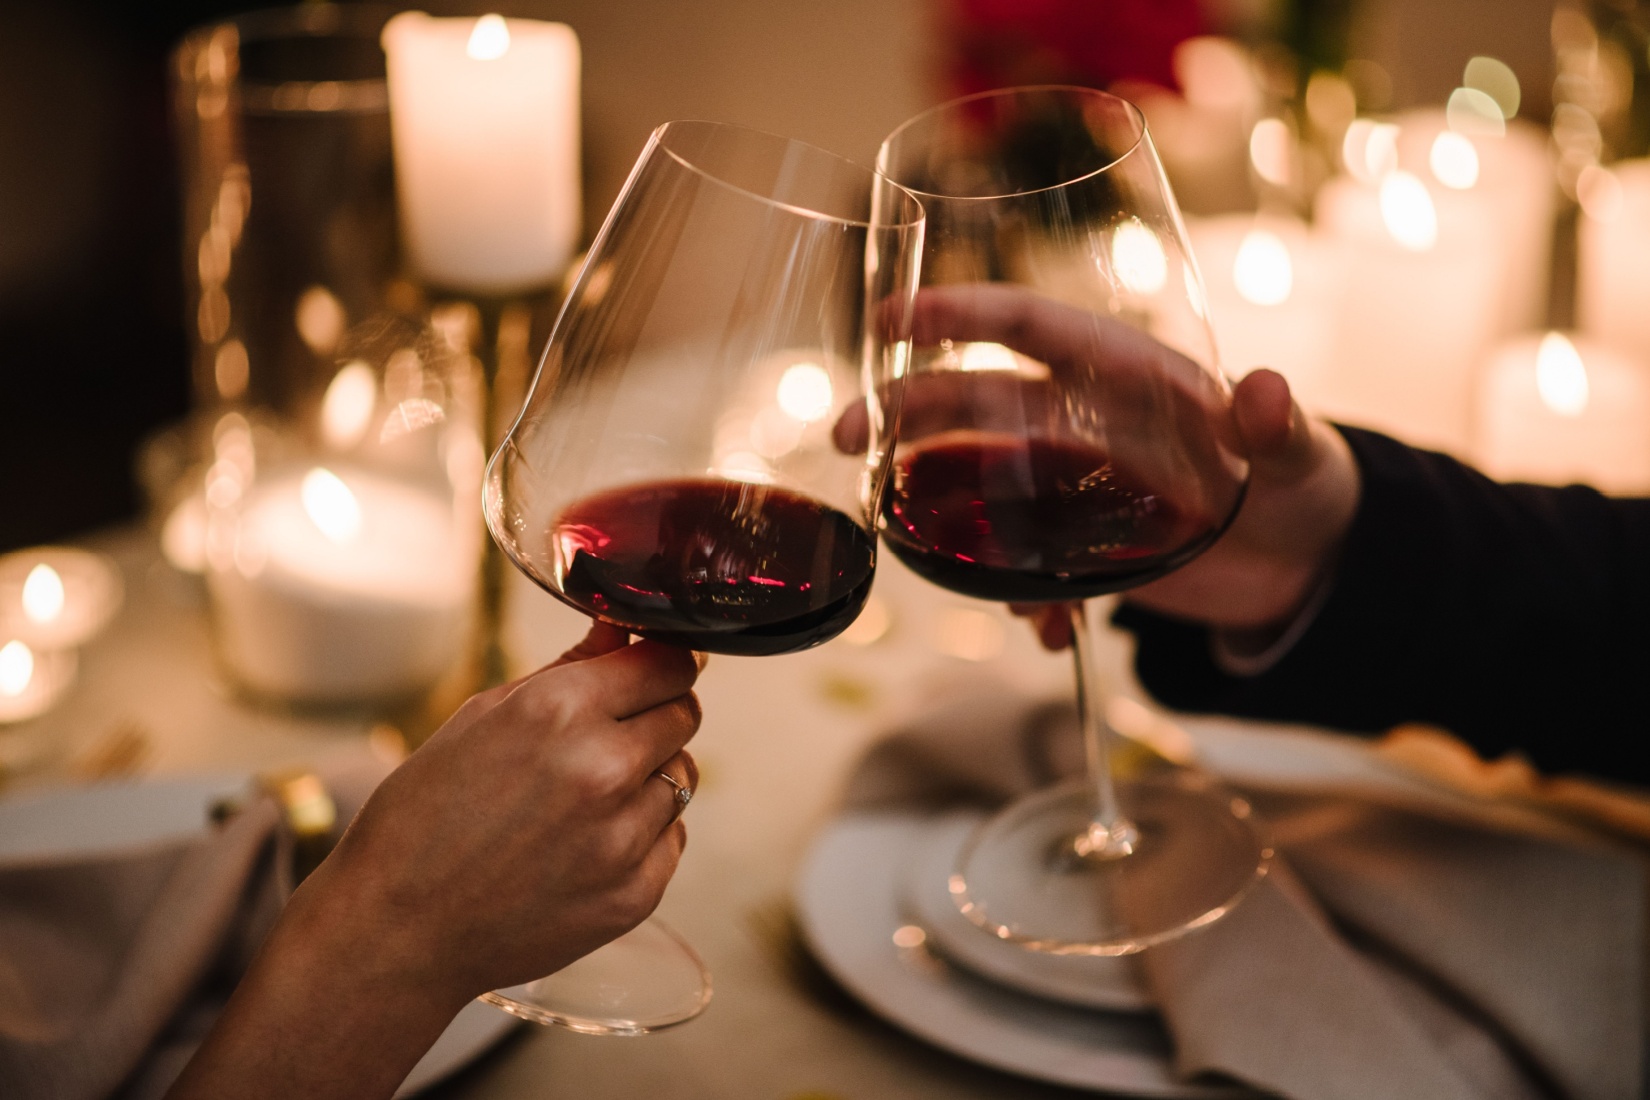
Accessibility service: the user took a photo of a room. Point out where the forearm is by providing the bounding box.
[1118,427,1650,782]
[166,863,469,1100]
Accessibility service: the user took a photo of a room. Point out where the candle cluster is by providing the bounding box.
[0,549,122,724]
[1156,42,1650,494]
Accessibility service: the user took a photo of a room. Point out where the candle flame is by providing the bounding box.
[1536,333,1590,417]
[321,361,378,450]
[1233,229,1293,306]
[301,468,363,543]
[775,361,834,422]
[1429,132,1480,190]
[1343,120,1399,183]
[21,564,65,625]
[1249,118,1293,187]
[0,640,33,697]
[467,14,510,60]
[1379,172,1438,251]
[1110,218,1168,295]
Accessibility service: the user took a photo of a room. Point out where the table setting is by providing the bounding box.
[5,3,1650,1098]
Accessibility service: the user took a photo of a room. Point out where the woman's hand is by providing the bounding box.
[168,623,704,1100]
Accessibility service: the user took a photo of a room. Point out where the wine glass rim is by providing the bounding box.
[651,119,925,230]
[876,84,1148,202]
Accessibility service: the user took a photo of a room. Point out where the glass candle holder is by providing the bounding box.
[174,3,403,418]
[202,312,484,710]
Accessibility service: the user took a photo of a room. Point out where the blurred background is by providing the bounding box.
[0,0,1610,551]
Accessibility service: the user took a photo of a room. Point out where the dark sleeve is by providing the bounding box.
[1112,426,1650,784]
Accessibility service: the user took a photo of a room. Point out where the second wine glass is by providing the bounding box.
[483,121,924,1030]
[876,85,1271,955]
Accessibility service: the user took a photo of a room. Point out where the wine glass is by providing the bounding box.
[875,86,1271,955]
[482,121,924,1031]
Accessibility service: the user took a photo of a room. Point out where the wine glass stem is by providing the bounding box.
[1069,601,1141,860]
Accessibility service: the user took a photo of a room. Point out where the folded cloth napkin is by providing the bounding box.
[0,751,394,1100]
[843,681,1645,1100]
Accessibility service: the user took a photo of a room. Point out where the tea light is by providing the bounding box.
[383,12,580,294]
[208,465,473,704]
[0,640,77,725]
[0,547,123,650]
[1578,159,1650,366]
[1473,332,1650,493]
[1315,171,1502,454]
[1186,215,1344,412]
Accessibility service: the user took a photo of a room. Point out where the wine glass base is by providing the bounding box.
[953,771,1272,956]
[479,918,712,1035]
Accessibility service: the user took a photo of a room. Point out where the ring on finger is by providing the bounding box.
[651,769,693,818]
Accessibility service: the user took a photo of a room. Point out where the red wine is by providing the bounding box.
[882,433,1223,602]
[544,479,876,656]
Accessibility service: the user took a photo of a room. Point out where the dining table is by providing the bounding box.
[4,521,1183,1099]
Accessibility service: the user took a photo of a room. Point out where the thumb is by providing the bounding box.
[549,620,632,668]
[1232,368,1317,484]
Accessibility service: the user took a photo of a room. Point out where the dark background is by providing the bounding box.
[0,1,248,551]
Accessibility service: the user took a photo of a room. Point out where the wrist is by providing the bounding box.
[275,855,476,1020]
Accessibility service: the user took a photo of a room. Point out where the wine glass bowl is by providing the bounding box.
[876,86,1269,954]
[481,120,923,1031]
[487,121,924,658]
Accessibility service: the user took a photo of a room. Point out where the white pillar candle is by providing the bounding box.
[1394,112,1556,337]
[382,12,580,294]
[0,640,76,725]
[1578,158,1650,366]
[1185,215,1344,412]
[1315,171,1503,455]
[1473,331,1650,493]
[208,466,473,704]
[0,547,123,651]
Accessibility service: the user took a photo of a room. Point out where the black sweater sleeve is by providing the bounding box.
[1112,426,1650,784]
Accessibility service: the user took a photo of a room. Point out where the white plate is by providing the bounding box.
[904,811,1153,1012]
[0,776,518,1096]
[796,812,1254,1097]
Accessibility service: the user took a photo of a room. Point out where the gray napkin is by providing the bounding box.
[0,754,392,1100]
[843,681,1645,1100]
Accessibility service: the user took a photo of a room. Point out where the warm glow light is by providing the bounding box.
[1379,172,1438,251]
[713,452,775,484]
[1174,37,1255,111]
[467,14,510,60]
[838,595,891,646]
[749,407,805,457]
[1577,166,1624,222]
[21,565,66,625]
[1232,229,1293,306]
[1248,118,1293,187]
[301,468,363,543]
[958,342,1019,372]
[1446,87,1506,137]
[933,608,1004,661]
[321,362,378,450]
[1429,132,1481,190]
[1536,332,1590,416]
[891,924,928,949]
[1463,57,1520,119]
[0,640,33,697]
[296,286,347,355]
[1110,219,1168,295]
[776,362,834,422]
[214,340,249,400]
[1343,119,1399,183]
